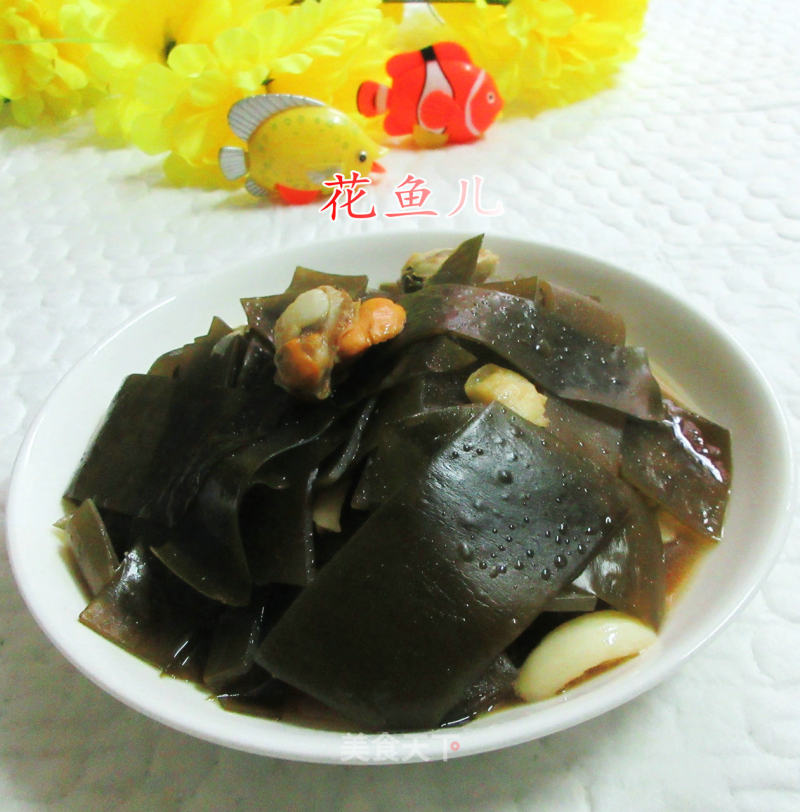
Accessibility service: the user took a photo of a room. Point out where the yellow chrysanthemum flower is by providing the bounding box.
[0,0,90,126]
[5,0,646,188]
[409,0,647,114]
[125,0,395,188]
[61,0,280,141]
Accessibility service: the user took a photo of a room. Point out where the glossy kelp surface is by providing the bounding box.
[396,284,663,420]
[621,399,732,539]
[258,404,633,730]
[56,498,119,597]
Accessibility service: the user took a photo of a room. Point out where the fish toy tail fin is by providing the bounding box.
[357,81,389,117]
[219,146,248,180]
[275,184,320,205]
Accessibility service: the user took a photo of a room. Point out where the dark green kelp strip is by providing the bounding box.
[396,284,663,420]
[80,544,222,671]
[573,485,666,629]
[65,374,339,526]
[352,404,483,511]
[483,277,625,345]
[258,403,633,730]
[56,499,119,597]
[620,400,732,539]
[425,234,485,286]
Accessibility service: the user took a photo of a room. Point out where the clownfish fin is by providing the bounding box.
[357,81,389,117]
[433,41,473,64]
[419,90,459,131]
[245,178,269,198]
[412,126,449,149]
[275,185,319,205]
[386,49,423,78]
[218,146,248,180]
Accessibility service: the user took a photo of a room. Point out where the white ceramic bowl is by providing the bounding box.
[6,232,794,764]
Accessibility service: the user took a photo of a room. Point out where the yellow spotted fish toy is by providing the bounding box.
[219,94,386,205]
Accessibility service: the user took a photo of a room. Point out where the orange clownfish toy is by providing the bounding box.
[357,42,503,146]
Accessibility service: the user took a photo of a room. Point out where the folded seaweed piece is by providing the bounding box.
[240,447,322,588]
[258,403,633,730]
[374,335,477,390]
[235,332,276,391]
[424,234,485,286]
[483,277,625,345]
[440,653,518,727]
[148,317,234,381]
[352,404,483,511]
[573,486,666,629]
[399,235,490,292]
[80,543,222,672]
[152,411,356,604]
[316,396,378,488]
[396,284,663,420]
[542,397,625,474]
[536,279,626,346]
[620,399,732,539]
[65,373,336,527]
[146,442,267,606]
[203,586,299,693]
[320,335,477,419]
[56,499,119,597]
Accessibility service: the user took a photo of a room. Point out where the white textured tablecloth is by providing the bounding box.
[2,1,799,809]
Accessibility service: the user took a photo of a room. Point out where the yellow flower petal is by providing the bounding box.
[214,27,260,70]
[167,43,214,77]
[434,0,647,114]
[163,151,234,189]
[129,110,171,153]
[53,56,87,90]
[136,62,183,109]
[270,53,313,74]
[186,69,228,107]
[10,93,44,126]
[0,0,89,123]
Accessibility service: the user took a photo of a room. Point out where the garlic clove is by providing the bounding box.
[514,610,657,702]
[465,363,549,427]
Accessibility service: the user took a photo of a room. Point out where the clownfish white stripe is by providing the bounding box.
[464,69,486,138]
[375,84,389,115]
[417,58,454,134]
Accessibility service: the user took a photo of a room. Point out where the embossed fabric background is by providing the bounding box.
[1,0,798,809]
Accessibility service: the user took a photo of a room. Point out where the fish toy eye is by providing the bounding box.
[358,150,368,162]
[487,92,496,104]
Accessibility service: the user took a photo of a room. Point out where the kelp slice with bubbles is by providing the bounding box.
[483,277,626,346]
[395,284,663,420]
[258,403,634,731]
[573,485,666,629]
[352,403,483,511]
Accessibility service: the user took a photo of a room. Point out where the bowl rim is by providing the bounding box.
[6,229,796,765]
